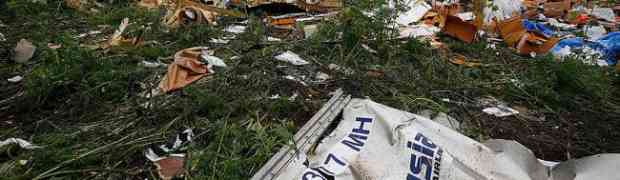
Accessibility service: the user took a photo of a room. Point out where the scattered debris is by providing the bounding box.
[0,138,41,149]
[158,47,211,93]
[140,61,167,68]
[145,129,193,180]
[442,15,477,43]
[483,105,520,117]
[224,25,246,34]
[7,76,23,83]
[253,98,620,180]
[275,51,309,66]
[75,30,102,39]
[13,39,36,63]
[396,1,431,26]
[200,52,227,68]
[209,38,230,44]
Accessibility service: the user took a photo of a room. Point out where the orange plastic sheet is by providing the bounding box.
[159,47,210,93]
[442,15,478,43]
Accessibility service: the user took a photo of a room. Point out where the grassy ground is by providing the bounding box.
[1,0,619,179]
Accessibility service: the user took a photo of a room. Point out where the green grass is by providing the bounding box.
[0,0,619,179]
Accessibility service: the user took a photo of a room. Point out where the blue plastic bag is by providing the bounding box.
[522,20,555,38]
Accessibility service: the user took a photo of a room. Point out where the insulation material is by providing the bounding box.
[158,47,210,93]
[267,99,620,180]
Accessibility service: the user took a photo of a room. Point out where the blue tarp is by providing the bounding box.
[551,32,620,65]
[522,20,555,38]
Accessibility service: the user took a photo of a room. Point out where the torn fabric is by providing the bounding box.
[158,47,210,93]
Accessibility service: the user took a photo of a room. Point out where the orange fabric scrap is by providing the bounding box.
[159,47,210,93]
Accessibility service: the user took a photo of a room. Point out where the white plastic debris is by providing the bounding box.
[275,51,310,66]
[75,30,102,39]
[7,76,23,83]
[14,39,36,63]
[584,25,607,40]
[457,12,474,21]
[399,24,440,38]
[265,99,620,180]
[201,54,227,68]
[209,38,230,44]
[224,25,246,34]
[396,1,431,26]
[0,138,41,149]
[483,105,519,117]
[267,37,282,42]
[0,32,5,42]
[592,7,616,22]
[283,75,308,86]
[140,61,167,68]
[547,18,576,30]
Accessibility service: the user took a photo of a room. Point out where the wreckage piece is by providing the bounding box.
[158,47,210,93]
[252,96,620,180]
[229,0,342,12]
[543,0,571,18]
[498,16,528,48]
[515,32,560,56]
[442,15,477,43]
[251,89,351,180]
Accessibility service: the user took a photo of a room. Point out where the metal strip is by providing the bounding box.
[251,89,350,180]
